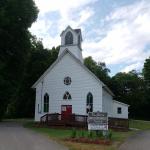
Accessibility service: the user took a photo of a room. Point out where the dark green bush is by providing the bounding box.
[96,130,103,138]
[103,130,112,140]
[88,131,93,139]
[71,128,77,138]
[79,130,85,137]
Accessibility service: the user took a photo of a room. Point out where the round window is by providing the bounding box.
[64,77,71,85]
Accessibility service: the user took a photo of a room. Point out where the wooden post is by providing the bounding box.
[46,114,48,124]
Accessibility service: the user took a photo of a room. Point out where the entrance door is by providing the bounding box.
[61,105,72,120]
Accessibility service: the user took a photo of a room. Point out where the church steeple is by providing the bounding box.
[58,26,83,63]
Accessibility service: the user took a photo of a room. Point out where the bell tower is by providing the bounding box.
[58,26,83,63]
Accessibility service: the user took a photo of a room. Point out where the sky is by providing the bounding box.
[30,0,150,76]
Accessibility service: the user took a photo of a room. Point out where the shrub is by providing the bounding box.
[103,130,112,140]
[96,130,103,138]
[79,130,85,138]
[88,131,93,139]
[71,128,77,138]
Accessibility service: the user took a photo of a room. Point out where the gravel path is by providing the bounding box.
[0,121,68,150]
[119,130,150,150]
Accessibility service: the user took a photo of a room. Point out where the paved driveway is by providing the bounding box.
[119,130,150,150]
[0,121,68,150]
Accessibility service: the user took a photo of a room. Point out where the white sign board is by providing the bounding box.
[87,111,108,131]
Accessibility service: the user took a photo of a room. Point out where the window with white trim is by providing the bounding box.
[44,93,49,113]
[117,107,122,114]
[86,92,93,113]
[63,91,72,100]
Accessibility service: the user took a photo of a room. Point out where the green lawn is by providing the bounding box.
[5,119,150,150]
[25,122,133,140]
[24,122,135,150]
[3,118,149,150]
[25,122,72,139]
[129,119,150,130]
[23,119,150,150]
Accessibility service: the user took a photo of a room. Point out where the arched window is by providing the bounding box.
[86,92,93,113]
[65,31,73,45]
[44,93,49,113]
[63,91,72,100]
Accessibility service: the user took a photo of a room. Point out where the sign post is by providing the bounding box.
[87,111,108,132]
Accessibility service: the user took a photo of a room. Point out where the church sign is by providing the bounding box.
[87,111,108,131]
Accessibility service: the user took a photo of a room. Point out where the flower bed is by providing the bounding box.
[65,137,112,145]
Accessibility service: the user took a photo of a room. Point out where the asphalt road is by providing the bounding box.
[119,130,150,150]
[0,121,68,150]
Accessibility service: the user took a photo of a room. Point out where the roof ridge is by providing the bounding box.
[31,49,114,96]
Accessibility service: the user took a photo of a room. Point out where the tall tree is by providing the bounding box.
[143,57,150,119]
[84,56,111,86]
[0,0,38,120]
[7,36,60,118]
[111,70,147,119]
[143,57,150,90]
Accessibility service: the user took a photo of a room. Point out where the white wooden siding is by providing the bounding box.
[59,45,83,63]
[35,53,102,121]
[102,89,113,117]
[112,100,129,119]
[35,83,44,121]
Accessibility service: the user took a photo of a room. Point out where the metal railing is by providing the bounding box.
[40,113,87,127]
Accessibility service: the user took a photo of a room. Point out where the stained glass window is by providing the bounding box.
[44,93,49,112]
[63,91,72,100]
[86,92,93,113]
[64,77,71,85]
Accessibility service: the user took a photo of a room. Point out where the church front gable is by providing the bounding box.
[35,52,103,121]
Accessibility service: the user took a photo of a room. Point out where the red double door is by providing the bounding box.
[61,105,72,120]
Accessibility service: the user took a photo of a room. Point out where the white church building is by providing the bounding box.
[32,26,129,122]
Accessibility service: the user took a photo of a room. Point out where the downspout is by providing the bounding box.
[102,87,103,112]
[40,81,44,113]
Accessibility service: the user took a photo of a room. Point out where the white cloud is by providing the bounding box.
[121,62,143,73]
[34,0,96,15]
[83,0,150,73]
[78,7,94,25]
[30,0,96,48]
[31,19,52,36]
[30,0,150,73]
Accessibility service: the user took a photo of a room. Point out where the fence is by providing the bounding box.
[40,113,129,130]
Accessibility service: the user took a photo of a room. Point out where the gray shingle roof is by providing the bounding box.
[74,29,81,34]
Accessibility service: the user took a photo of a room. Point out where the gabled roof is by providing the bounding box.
[113,100,130,107]
[31,49,114,96]
[103,86,114,96]
[74,29,81,34]
[60,25,73,36]
[60,26,82,41]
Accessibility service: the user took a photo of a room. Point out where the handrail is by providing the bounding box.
[40,113,88,123]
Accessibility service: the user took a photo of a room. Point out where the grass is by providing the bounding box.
[25,122,72,139]
[111,130,134,141]
[129,119,150,130]
[24,122,135,150]
[62,141,116,150]
[2,119,150,150]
